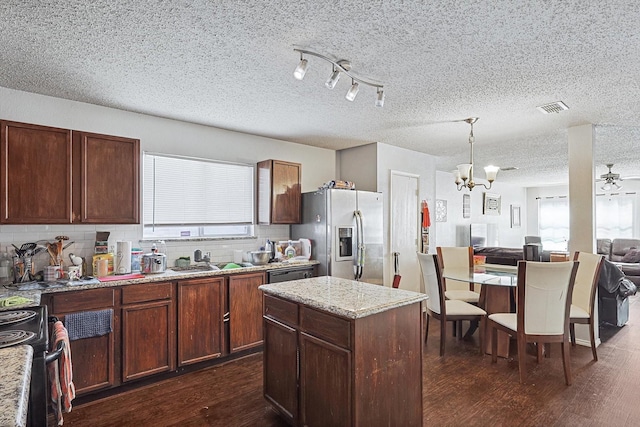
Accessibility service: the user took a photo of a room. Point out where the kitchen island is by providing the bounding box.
[260,276,426,427]
[0,345,33,427]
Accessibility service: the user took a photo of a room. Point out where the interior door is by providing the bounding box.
[390,171,420,292]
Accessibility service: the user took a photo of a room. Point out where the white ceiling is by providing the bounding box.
[2,1,639,187]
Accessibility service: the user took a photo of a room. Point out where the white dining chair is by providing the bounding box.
[570,251,604,361]
[436,246,479,304]
[417,252,486,357]
[487,260,579,385]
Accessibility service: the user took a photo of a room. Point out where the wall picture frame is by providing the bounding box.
[483,192,501,215]
[462,194,471,218]
[511,204,521,228]
[435,199,447,222]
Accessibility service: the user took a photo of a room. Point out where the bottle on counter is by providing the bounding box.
[284,241,296,259]
[0,252,12,284]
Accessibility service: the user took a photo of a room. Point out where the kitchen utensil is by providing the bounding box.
[250,251,271,265]
[69,254,83,266]
[141,252,167,274]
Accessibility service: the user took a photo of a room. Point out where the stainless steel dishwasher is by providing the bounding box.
[267,265,316,283]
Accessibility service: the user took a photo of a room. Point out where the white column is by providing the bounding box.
[568,123,598,347]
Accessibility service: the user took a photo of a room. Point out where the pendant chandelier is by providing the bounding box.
[453,117,499,191]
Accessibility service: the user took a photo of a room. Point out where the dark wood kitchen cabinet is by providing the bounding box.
[257,159,301,224]
[44,287,118,395]
[121,282,175,382]
[262,293,423,427]
[73,131,140,223]
[177,276,225,366]
[0,120,72,224]
[228,272,265,353]
[0,119,139,224]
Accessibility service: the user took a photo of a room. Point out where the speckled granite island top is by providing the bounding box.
[259,276,427,319]
[0,345,33,427]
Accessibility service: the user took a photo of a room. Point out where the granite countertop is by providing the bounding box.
[0,345,33,427]
[0,261,319,305]
[259,276,427,319]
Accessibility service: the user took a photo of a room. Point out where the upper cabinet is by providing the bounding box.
[0,120,140,224]
[257,159,301,225]
[0,121,72,223]
[73,131,139,223]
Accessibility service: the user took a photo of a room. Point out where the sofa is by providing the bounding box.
[597,238,640,287]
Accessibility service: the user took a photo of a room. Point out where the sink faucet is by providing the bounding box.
[194,250,211,264]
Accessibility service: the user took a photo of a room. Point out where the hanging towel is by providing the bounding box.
[48,320,75,426]
[422,200,431,228]
[65,309,113,341]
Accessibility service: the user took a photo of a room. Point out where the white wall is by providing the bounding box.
[435,171,527,248]
[0,87,336,271]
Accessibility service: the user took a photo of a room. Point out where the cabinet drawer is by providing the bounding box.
[52,288,114,313]
[300,306,351,349]
[264,295,298,326]
[122,282,173,305]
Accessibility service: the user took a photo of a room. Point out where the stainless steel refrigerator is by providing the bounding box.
[291,189,383,285]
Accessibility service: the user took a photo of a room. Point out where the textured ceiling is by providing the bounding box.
[1,1,640,187]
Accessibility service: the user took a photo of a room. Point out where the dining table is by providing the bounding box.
[442,263,518,358]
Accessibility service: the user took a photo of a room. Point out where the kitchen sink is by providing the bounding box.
[168,264,220,273]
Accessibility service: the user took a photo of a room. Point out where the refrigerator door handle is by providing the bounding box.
[354,210,365,280]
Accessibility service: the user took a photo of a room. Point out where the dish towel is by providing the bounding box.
[48,320,75,426]
[65,308,113,341]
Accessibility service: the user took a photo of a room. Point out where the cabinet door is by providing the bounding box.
[74,131,139,223]
[0,120,72,223]
[177,277,224,366]
[229,272,265,352]
[66,332,117,395]
[257,160,301,224]
[299,332,352,427]
[122,299,175,381]
[263,317,298,425]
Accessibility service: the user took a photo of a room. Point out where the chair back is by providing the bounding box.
[524,236,542,245]
[517,261,579,335]
[572,252,604,315]
[436,246,473,291]
[417,253,444,315]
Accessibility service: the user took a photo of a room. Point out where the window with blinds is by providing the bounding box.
[143,153,255,238]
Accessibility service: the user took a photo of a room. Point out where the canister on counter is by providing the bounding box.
[131,249,143,273]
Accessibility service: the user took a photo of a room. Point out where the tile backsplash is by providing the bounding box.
[0,223,290,276]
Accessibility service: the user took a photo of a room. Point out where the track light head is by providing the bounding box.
[345,80,359,101]
[325,68,341,89]
[375,88,385,107]
[293,58,308,80]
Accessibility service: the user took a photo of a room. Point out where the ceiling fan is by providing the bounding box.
[597,164,640,191]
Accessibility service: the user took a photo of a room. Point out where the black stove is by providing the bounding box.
[0,305,49,427]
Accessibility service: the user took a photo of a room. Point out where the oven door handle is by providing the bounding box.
[45,340,65,364]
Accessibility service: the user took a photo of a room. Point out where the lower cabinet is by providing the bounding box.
[177,276,225,366]
[44,287,117,395]
[121,282,175,382]
[228,272,265,353]
[263,294,423,427]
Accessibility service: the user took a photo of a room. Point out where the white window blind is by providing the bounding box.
[596,193,635,239]
[143,153,254,226]
[538,197,569,251]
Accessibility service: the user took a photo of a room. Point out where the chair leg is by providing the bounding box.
[424,313,430,344]
[440,318,446,357]
[452,321,457,337]
[478,317,484,356]
[536,342,543,363]
[588,320,598,361]
[517,338,527,384]
[569,322,576,346]
[491,325,498,363]
[456,320,463,339]
[561,340,572,385]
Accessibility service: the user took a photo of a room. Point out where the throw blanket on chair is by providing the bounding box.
[48,320,76,426]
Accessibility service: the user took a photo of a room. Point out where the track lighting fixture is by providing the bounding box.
[325,66,341,89]
[293,56,308,80]
[293,48,384,107]
[345,80,359,101]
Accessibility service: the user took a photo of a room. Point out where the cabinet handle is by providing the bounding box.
[223,312,230,322]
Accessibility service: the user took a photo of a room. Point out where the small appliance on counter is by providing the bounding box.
[141,241,167,274]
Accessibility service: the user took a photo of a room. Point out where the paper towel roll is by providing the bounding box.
[116,241,132,274]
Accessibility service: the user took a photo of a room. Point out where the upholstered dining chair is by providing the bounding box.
[487,260,579,385]
[570,251,604,361]
[417,252,487,357]
[436,246,479,304]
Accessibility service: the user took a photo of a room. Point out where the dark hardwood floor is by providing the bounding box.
[61,295,640,426]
